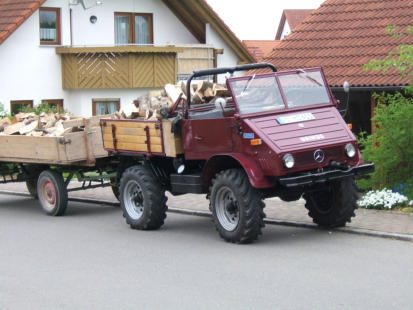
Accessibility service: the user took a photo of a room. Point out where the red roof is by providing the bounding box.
[265,0,413,87]
[243,40,281,61]
[275,9,314,40]
[0,0,46,44]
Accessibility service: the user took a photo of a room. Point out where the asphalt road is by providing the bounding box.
[1,194,413,310]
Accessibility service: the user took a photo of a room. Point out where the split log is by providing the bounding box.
[3,122,26,135]
[164,83,182,105]
[19,120,39,135]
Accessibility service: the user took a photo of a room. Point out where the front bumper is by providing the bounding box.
[278,163,375,188]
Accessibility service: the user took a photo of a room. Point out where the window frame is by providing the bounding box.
[114,12,153,44]
[92,99,120,116]
[10,100,33,115]
[39,7,61,45]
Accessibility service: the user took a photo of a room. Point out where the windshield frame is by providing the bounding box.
[227,67,335,117]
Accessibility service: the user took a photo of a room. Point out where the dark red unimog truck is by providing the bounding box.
[107,63,374,244]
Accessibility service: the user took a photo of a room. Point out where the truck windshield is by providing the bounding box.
[229,69,331,115]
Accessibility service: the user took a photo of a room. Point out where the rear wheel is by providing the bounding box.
[119,165,167,230]
[210,169,265,244]
[110,177,120,201]
[303,177,357,227]
[37,170,68,216]
[26,179,38,199]
[25,165,46,199]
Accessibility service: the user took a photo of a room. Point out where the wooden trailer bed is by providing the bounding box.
[0,117,108,166]
[101,119,183,157]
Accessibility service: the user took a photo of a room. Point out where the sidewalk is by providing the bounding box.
[1,182,413,237]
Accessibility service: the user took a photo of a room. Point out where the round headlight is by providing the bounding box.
[345,143,356,158]
[282,153,295,169]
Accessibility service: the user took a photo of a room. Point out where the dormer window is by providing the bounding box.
[115,12,153,45]
[39,7,61,45]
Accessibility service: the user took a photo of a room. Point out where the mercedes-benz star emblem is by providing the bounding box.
[313,149,325,163]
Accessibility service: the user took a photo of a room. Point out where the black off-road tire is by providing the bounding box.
[209,169,265,244]
[37,170,68,216]
[303,177,358,228]
[119,165,167,230]
[110,177,120,202]
[25,165,46,199]
[26,179,38,199]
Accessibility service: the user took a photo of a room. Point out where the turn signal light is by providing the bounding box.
[250,138,262,146]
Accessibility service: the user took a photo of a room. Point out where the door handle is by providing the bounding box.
[194,136,203,141]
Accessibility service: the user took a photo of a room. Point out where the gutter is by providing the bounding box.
[330,85,406,92]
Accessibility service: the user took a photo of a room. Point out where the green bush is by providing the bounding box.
[22,101,65,115]
[358,92,413,198]
[360,25,413,199]
[0,103,10,119]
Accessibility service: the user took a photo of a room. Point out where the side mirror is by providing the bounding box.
[343,81,350,93]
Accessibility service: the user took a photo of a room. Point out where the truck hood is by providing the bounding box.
[244,107,355,153]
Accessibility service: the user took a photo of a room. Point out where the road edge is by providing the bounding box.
[1,190,412,242]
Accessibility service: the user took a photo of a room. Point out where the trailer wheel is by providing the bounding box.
[210,169,265,244]
[26,179,38,199]
[110,177,120,202]
[303,177,357,228]
[119,165,167,230]
[37,170,68,216]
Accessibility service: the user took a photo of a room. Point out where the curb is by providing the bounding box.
[1,190,412,242]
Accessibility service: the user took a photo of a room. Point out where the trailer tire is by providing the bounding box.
[26,179,38,199]
[210,169,265,244]
[110,177,120,202]
[303,177,357,228]
[120,165,167,230]
[37,170,68,216]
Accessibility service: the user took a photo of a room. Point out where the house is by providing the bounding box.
[275,9,313,40]
[242,40,281,61]
[0,0,254,117]
[262,0,413,134]
[242,9,313,63]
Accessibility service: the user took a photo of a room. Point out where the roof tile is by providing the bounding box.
[262,0,413,87]
[0,0,47,44]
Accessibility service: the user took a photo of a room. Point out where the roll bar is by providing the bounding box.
[186,63,277,107]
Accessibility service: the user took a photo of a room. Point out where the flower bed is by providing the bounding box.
[358,189,408,210]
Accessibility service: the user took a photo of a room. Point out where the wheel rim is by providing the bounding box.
[215,186,240,232]
[310,186,334,214]
[41,179,56,211]
[123,180,144,220]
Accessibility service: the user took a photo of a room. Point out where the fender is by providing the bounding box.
[202,153,276,189]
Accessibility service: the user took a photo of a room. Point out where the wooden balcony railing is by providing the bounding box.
[56,46,184,89]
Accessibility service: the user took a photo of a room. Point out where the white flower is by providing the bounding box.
[358,188,408,209]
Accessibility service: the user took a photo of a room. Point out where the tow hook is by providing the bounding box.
[330,161,349,170]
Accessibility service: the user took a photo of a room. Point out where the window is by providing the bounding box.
[42,99,64,112]
[39,7,61,45]
[115,13,153,45]
[92,99,120,116]
[10,100,33,115]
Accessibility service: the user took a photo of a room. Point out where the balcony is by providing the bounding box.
[56,45,217,89]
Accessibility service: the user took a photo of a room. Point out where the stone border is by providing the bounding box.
[1,190,412,242]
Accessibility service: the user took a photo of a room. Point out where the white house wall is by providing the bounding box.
[0,0,244,116]
[70,0,198,46]
[0,10,66,114]
[205,23,243,83]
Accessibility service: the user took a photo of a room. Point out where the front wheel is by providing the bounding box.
[303,177,358,228]
[119,165,167,230]
[210,169,265,244]
[37,170,68,216]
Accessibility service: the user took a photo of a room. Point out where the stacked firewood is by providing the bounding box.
[0,112,86,137]
[116,81,232,121]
